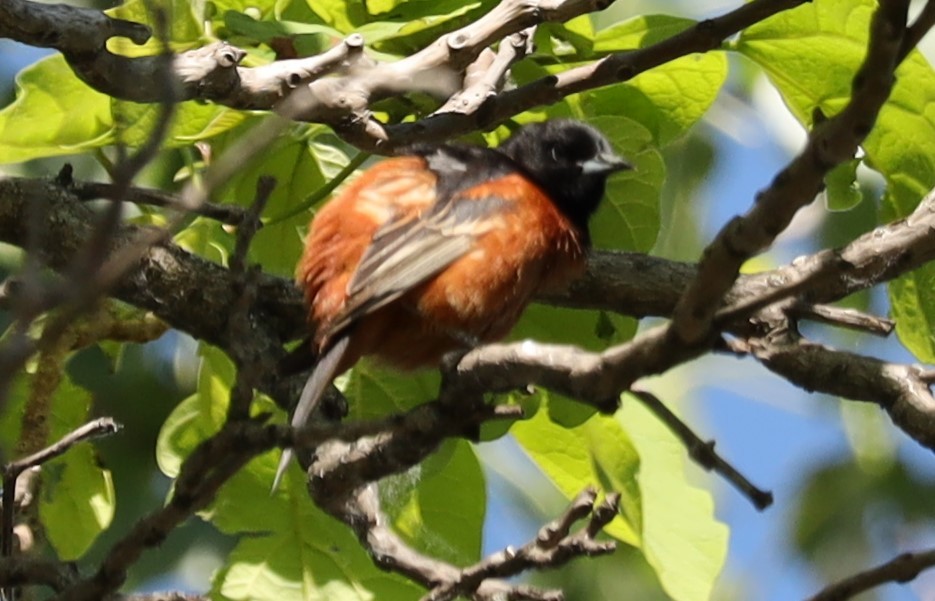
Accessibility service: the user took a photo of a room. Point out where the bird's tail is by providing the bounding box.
[271,335,351,494]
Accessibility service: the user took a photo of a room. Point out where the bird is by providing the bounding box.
[272,119,632,492]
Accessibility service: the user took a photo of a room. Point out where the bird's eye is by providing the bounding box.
[549,145,559,161]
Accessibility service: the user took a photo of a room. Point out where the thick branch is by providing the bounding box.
[0,556,74,591]
[740,333,935,451]
[3,175,935,435]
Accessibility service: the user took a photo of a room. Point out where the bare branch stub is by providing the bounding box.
[630,390,773,510]
[5,418,122,479]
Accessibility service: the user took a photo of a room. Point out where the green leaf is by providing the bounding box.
[113,100,246,149]
[41,445,116,560]
[106,0,204,57]
[511,396,642,545]
[588,16,728,146]
[343,361,440,418]
[303,0,368,32]
[39,375,116,560]
[736,1,873,126]
[215,130,352,276]
[222,10,343,45]
[380,440,485,565]
[587,115,663,252]
[737,0,935,362]
[0,372,28,457]
[619,395,728,601]
[822,158,863,211]
[0,55,113,163]
[593,14,695,52]
[156,344,235,476]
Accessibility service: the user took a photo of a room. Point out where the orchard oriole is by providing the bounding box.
[273,119,631,491]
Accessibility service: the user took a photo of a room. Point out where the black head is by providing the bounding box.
[499,120,632,233]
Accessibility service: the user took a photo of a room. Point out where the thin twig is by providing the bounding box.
[229,176,275,274]
[4,418,122,479]
[69,181,246,226]
[629,389,773,510]
[226,176,276,421]
[422,488,618,601]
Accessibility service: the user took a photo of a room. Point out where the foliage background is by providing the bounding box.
[2,0,935,600]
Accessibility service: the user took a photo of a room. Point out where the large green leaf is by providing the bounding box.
[156,344,235,476]
[587,115,663,252]
[113,100,246,149]
[303,0,368,32]
[0,55,113,163]
[511,396,642,546]
[38,374,116,561]
[379,440,484,565]
[737,0,935,362]
[618,396,728,601]
[343,362,485,564]
[588,15,729,146]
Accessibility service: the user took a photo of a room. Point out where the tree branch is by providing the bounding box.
[671,0,910,345]
[734,332,935,451]
[0,0,811,153]
[807,547,935,601]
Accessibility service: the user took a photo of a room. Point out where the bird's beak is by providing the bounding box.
[580,151,634,175]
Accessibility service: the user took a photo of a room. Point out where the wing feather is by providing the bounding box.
[324,193,509,338]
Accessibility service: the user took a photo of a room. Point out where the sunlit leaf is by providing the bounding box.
[39,375,115,560]
[0,55,113,163]
[619,396,728,601]
[511,396,642,545]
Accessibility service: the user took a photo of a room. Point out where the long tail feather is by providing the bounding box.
[271,335,350,493]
